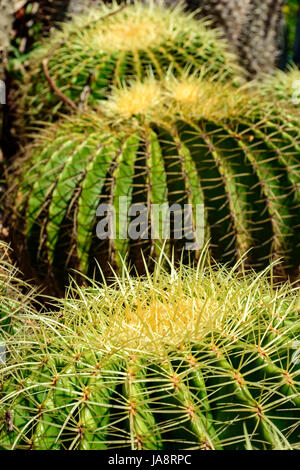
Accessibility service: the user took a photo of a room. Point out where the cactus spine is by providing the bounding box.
[10,78,300,291]
[0,260,299,450]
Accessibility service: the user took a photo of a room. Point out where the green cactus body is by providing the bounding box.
[11,78,300,290]
[0,261,299,450]
[15,1,240,134]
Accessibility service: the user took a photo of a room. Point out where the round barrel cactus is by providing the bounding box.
[15,0,240,133]
[0,261,299,450]
[10,78,300,291]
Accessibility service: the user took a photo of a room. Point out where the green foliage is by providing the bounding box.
[10,77,300,290]
[0,257,299,450]
[15,0,240,135]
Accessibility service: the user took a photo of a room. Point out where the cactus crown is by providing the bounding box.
[32,0,232,55]
[71,1,192,52]
[103,73,241,119]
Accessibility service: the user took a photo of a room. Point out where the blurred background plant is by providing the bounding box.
[284,0,299,62]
